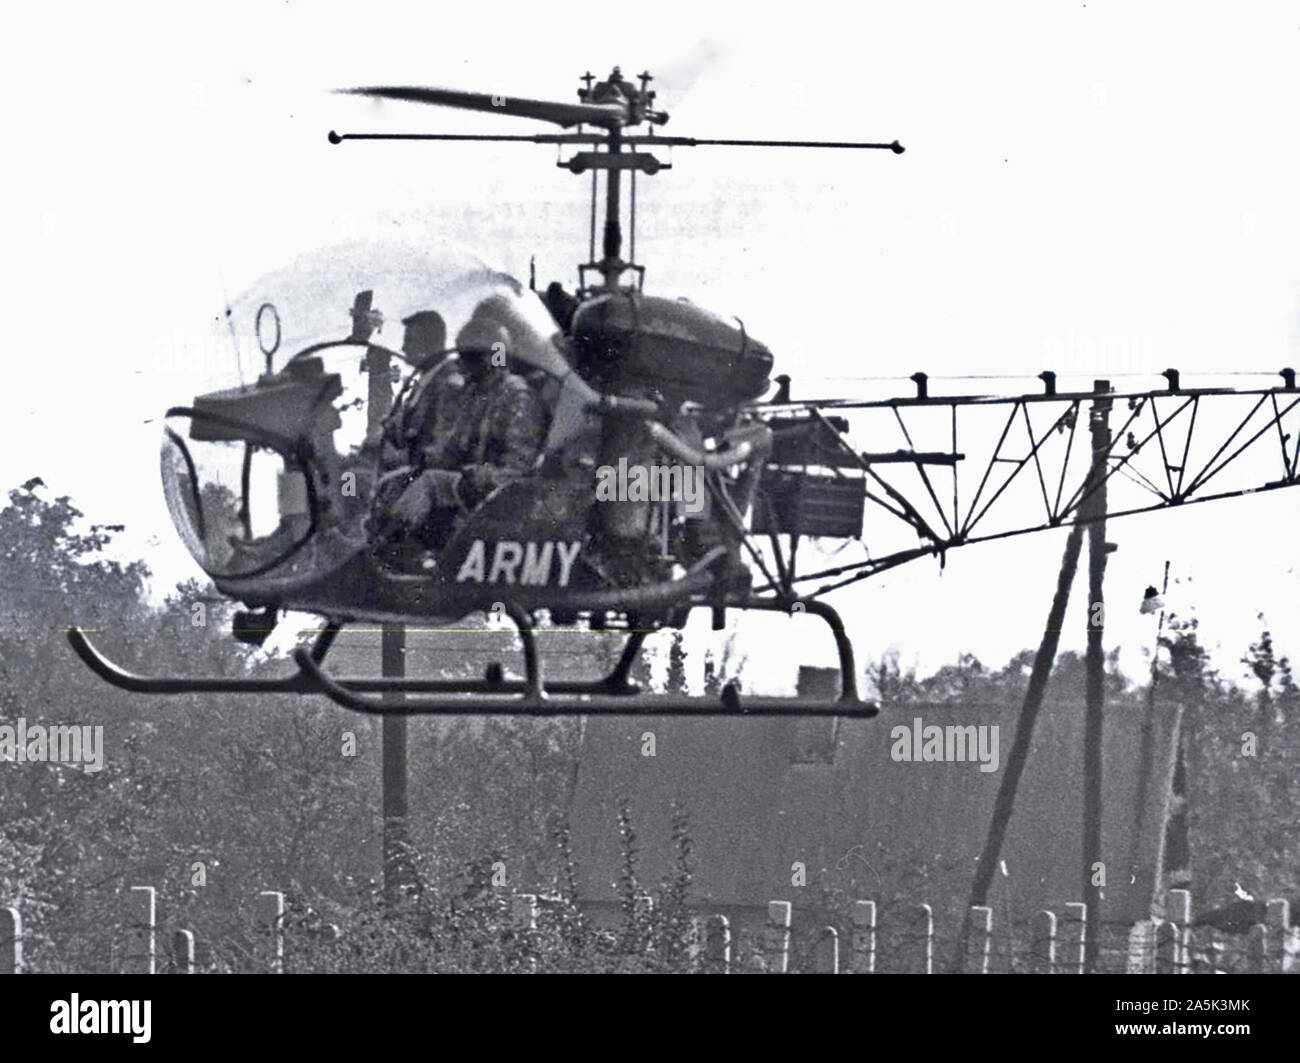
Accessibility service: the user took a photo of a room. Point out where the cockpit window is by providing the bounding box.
[161,414,318,580]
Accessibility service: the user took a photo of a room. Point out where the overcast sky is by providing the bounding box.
[4,1,1297,688]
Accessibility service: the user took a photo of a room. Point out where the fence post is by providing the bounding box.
[171,929,195,975]
[1063,902,1087,974]
[2,906,22,974]
[1265,899,1290,974]
[851,900,876,974]
[965,906,992,974]
[258,890,285,974]
[1155,920,1177,974]
[1166,889,1191,973]
[1031,910,1056,974]
[704,914,731,974]
[1125,921,1153,974]
[1247,924,1268,973]
[686,916,704,966]
[764,901,791,974]
[511,893,538,929]
[911,904,934,974]
[127,886,157,975]
[512,893,538,972]
[815,926,840,974]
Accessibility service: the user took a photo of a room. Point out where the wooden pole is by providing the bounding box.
[381,622,409,903]
[1126,561,1171,903]
[955,520,1086,969]
[1082,381,1113,973]
[364,334,411,906]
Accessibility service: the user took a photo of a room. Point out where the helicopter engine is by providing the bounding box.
[566,292,773,586]
[569,292,773,406]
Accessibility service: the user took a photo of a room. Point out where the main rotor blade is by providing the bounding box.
[328,130,601,145]
[631,136,905,153]
[341,86,627,129]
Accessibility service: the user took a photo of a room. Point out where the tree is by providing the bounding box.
[1243,617,1280,723]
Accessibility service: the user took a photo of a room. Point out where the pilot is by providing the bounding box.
[382,310,550,547]
[379,309,463,471]
[368,310,465,550]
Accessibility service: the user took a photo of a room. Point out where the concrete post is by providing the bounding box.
[851,900,876,974]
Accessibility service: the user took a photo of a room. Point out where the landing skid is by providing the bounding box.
[67,597,876,718]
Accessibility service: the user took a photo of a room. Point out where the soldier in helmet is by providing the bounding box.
[380,306,550,550]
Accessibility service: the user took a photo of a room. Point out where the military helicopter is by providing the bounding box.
[70,68,1300,718]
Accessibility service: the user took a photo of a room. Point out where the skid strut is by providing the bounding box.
[66,595,874,717]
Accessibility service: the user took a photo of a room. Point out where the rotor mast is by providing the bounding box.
[571,68,664,296]
[601,129,624,291]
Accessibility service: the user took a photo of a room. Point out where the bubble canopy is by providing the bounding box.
[222,238,571,380]
[162,239,580,582]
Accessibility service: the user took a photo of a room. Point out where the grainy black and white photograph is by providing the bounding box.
[3,0,1298,1043]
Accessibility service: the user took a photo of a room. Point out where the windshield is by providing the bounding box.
[160,424,318,580]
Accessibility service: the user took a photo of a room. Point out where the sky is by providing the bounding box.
[3,0,1298,690]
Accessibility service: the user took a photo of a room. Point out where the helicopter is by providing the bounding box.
[69,68,1300,718]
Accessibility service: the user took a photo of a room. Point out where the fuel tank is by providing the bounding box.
[570,292,773,406]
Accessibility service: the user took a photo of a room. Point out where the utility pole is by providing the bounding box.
[954,520,1085,971]
[955,380,1114,971]
[355,292,411,906]
[1127,560,1171,912]
[380,622,409,904]
[1081,380,1113,972]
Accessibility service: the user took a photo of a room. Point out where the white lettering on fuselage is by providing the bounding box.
[455,540,582,587]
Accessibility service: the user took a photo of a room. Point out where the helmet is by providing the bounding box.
[455,317,510,355]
